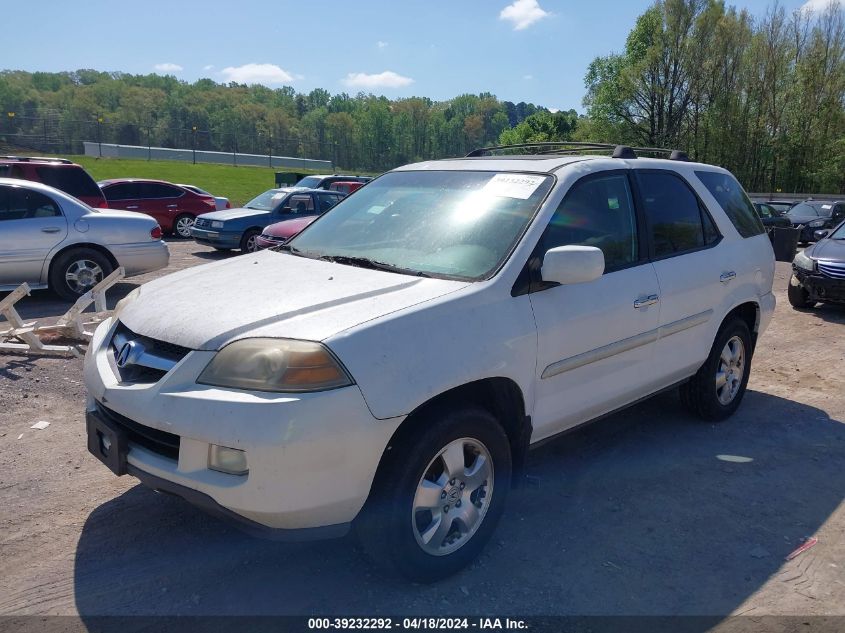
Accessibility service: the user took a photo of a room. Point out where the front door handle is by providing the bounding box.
[167,204,178,208]
[720,271,737,283]
[40,226,61,233]
[634,294,659,309]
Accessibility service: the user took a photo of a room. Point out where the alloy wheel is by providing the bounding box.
[716,335,745,405]
[64,259,103,295]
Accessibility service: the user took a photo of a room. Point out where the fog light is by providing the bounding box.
[208,445,248,475]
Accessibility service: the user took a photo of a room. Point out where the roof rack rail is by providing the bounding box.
[0,155,73,164]
[465,142,690,161]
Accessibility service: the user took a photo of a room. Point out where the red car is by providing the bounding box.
[327,181,364,195]
[255,215,320,249]
[0,156,107,208]
[98,178,216,237]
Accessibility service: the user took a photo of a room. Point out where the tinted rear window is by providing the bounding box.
[695,171,764,238]
[36,166,101,199]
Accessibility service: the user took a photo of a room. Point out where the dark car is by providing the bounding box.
[0,156,107,208]
[785,200,845,243]
[294,174,372,190]
[752,199,797,214]
[789,220,845,308]
[753,202,792,229]
[190,188,343,252]
[99,179,217,238]
[254,215,321,250]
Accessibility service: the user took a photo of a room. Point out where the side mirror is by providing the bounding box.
[814,229,830,241]
[541,245,605,285]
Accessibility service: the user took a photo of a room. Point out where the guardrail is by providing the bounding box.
[749,192,842,202]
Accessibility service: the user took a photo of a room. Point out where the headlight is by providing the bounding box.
[808,219,825,228]
[211,221,224,229]
[793,250,814,271]
[197,338,353,392]
[112,288,140,321]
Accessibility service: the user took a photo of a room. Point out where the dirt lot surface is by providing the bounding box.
[1,239,843,620]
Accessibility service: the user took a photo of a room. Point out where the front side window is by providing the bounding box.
[542,173,638,272]
[289,170,554,280]
[0,185,61,221]
[638,171,719,258]
[287,194,315,213]
[696,170,764,238]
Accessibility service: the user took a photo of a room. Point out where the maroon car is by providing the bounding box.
[255,215,321,249]
[0,156,107,208]
[98,178,216,237]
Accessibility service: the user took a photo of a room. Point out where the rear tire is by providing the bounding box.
[49,248,113,302]
[787,277,814,309]
[240,229,260,253]
[356,405,511,582]
[680,317,753,421]
[173,214,195,239]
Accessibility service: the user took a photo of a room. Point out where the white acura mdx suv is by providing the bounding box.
[83,143,775,581]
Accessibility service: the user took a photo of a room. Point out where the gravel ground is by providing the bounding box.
[0,240,843,619]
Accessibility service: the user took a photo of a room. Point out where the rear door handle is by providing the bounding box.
[634,294,659,309]
[720,271,736,283]
[125,205,139,209]
[40,227,61,233]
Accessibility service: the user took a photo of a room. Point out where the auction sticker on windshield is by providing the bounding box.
[482,173,546,199]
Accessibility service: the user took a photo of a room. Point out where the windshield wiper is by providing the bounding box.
[317,255,431,277]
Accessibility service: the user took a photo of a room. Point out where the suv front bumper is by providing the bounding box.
[83,318,403,535]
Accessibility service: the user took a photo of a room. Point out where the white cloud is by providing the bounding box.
[499,0,550,30]
[548,108,560,113]
[801,0,843,12]
[342,71,414,89]
[523,74,534,80]
[154,62,183,73]
[377,41,388,49]
[220,63,295,85]
[203,64,215,71]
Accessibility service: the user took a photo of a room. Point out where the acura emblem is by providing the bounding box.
[116,341,135,368]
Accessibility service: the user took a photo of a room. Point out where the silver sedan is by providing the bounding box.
[0,178,169,300]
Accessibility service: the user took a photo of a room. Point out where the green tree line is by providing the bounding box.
[0,69,554,172]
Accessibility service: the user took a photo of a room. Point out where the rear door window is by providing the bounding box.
[35,166,101,199]
[139,183,184,199]
[316,193,342,212]
[636,171,721,258]
[102,183,139,201]
[695,171,764,238]
[288,194,315,213]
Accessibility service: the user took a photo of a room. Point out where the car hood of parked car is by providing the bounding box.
[807,237,845,261]
[118,249,471,350]
[263,216,319,238]
[198,208,269,222]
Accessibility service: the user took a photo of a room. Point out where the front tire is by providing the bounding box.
[787,276,814,309]
[356,405,511,582]
[240,229,260,253]
[49,248,113,301]
[680,317,753,421]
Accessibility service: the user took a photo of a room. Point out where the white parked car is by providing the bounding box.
[0,178,169,300]
[83,144,775,581]
[176,184,230,211]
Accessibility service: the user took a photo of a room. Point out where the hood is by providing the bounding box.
[198,208,269,222]
[264,216,318,238]
[119,250,470,350]
[808,238,845,261]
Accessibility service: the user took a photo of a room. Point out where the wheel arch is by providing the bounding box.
[722,301,760,348]
[45,242,118,284]
[373,377,532,489]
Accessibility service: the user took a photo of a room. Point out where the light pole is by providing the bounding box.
[96,116,103,157]
[7,111,15,142]
[192,126,197,164]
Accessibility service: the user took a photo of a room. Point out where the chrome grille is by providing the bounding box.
[110,322,192,383]
[818,261,845,279]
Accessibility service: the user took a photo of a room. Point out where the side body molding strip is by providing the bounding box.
[541,309,714,379]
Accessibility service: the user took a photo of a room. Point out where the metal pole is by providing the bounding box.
[192,126,197,164]
[43,119,48,152]
[268,133,272,168]
[97,117,102,157]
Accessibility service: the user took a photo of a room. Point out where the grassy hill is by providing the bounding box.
[69,156,315,207]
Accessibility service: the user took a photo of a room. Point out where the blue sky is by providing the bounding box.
[4,0,824,112]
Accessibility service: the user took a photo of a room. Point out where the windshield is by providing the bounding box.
[244,189,288,211]
[295,176,322,189]
[287,170,554,280]
[788,203,819,217]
